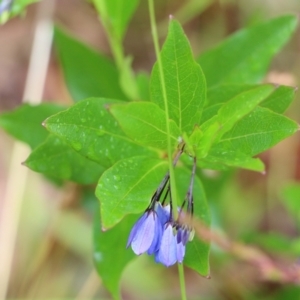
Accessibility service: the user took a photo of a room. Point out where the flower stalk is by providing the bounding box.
[127,145,197,265]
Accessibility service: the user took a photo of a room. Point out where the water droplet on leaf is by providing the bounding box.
[113,175,121,181]
[73,142,82,151]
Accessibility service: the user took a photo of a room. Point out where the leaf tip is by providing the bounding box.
[41,118,48,128]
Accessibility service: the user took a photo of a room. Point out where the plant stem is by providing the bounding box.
[97,4,139,101]
[148,1,188,299]
[148,0,179,220]
[178,264,187,300]
[0,0,55,298]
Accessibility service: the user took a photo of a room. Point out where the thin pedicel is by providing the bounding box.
[127,145,197,267]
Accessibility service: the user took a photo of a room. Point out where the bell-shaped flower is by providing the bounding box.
[176,226,191,246]
[154,202,170,225]
[127,210,162,255]
[176,241,186,263]
[155,223,177,267]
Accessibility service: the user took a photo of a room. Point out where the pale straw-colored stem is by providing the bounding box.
[0,1,55,298]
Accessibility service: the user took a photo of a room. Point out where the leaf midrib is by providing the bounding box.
[109,160,168,214]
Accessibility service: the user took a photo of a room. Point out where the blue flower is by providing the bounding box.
[155,202,170,225]
[155,222,195,266]
[127,209,162,255]
[176,241,186,264]
[176,226,191,246]
[155,223,178,267]
[125,148,198,267]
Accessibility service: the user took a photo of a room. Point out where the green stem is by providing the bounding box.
[106,30,125,73]
[148,0,187,300]
[178,264,187,300]
[97,5,139,100]
[148,0,179,220]
[148,2,187,299]
[95,3,124,69]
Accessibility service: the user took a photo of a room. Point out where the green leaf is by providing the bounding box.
[206,84,256,107]
[109,102,181,150]
[24,135,104,184]
[201,84,256,123]
[203,85,274,142]
[198,15,298,87]
[54,27,127,102]
[198,148,265,172]
[281,183,300,222]
[96,156,168,229]
[260,85,296,113]
[174,167,210,276]
[151,19,206,135]
[202,84,296,123]
[44,98,153,168]
[0,103,65,149]
[197,85,274,157]
[136,72,150,101]
[92,0,140,41]
[217,106,299,156]
[94,204,136,300]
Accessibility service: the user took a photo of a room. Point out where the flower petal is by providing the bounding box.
[147,214,163,255]
[176,227,182,243]
[176,242,186,263]
[155,202,170,225]
[130,212,156,255]
[182,228,190,245]
[126,213,148,248]
[155,223,177,267]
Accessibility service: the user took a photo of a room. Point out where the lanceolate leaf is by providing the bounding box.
[198,148,265,172]
[24,135,104,184]
[206,84,256,107]
[110,102,181,150]
[217,106,299,156]
[197,85,274,157]
[198,15,298,87]
[203,84,274,142]
[260,85,297,113]
[202,84,296,124]
[44,98,153,168]
[0,103,65,149]
[151,19,206,135]
[96,156,168,229]
[54,27,126,102]
[94,205,136,300]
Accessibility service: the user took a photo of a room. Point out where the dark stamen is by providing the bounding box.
[149,145,185,209]
[169,186,173,222]
[161,184,170,206]
[187,156,197,215]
